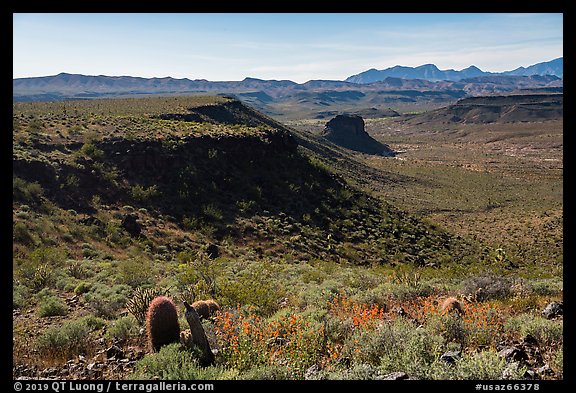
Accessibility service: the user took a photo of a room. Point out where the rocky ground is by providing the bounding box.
[13,292,147,380]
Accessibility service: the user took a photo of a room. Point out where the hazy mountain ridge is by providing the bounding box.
[346,58,563,83]
[14,57,563,100]
[13,74,562,102]
[503,57,563,78]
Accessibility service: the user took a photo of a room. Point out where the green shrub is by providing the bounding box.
[38,295,68,317]
[460,274,513,301]
[343,318,443,377]
[74,281,92,295]
[92,162,119,183]
[201,204,224,221]
[81,244,100,258]
[15,247,67,291]
[506,294,542,313]
[374,324,443,378]
[68,260,95,279]
[104,222,129,246]
[322,312,355,344]
[119,258,153,287]
[426,312,468,346]
[13,222,35,245]
[36,288,55,299]
[388,281,435,301]
[78,141,104,159]
[182,215,201,230]
[236,200,256,214]
[528,279,563,296]
[106,315,140,342]
[27,118,44,133]
[504,314,563,347]
[85,283,132,319]
[13,177,44,204]
[428,350,526,380]
[219,264,285,315]
[37,316,104,359]
[130,184,158,203]
[551,348,563,378]
[13,283,29,309]
[15,210,30,219]
[131,343,238,380]
[352,284,390,311]
[29,246,66,268]
[176,250,219,299]
[60,174,80,190]
[81,314,107,330]
[126,287,171,325]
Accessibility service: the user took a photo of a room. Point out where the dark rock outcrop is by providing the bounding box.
[322,115,395,156]
[206,244,219,259]
[498,346,529,363]
[440,350,462,365]
[542,301,563,319]
[121,214,141,237]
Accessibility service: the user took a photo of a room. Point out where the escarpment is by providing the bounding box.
[13,96,477,266]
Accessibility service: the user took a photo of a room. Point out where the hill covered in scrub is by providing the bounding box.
[13,96,475,268]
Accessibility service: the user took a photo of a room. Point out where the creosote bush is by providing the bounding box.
[13,177,44,204]
[460,274,514,301]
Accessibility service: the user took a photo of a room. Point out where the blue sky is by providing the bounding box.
[13,13,563,83]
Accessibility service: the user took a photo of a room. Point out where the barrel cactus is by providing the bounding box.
[146,296,181,352]
[440,297,463,315]
[191,299,221,320]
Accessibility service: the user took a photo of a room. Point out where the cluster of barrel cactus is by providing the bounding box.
[145,295,220,353]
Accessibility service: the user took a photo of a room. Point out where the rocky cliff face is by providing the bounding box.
[13,126,299,216]
[99,130,298,177]
[322,114,395,156]
[325,115,365,137]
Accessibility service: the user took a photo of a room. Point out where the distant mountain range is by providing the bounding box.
[12,58,563,119]
[345,57,563,83]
